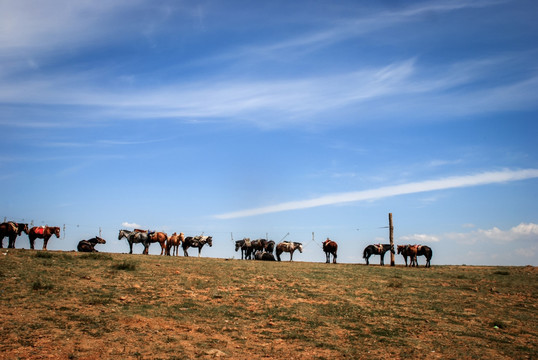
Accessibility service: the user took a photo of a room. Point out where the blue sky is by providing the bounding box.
[1,0,537,265]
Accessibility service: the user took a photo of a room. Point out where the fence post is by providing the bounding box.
[389,213,395,266]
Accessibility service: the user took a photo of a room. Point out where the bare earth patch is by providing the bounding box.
[0,250,536,359]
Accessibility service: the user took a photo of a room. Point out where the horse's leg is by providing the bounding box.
[43,235,49,250]
[129,241,133,254]
[183,246,189,257]
[276,250,281,261]
[8,235,16,249]
[365,253,369,265]
[289,250,294,261]
[333,251,337,264]
[29,235,35,250]
[198,246,201,258]
[325,252,329,263]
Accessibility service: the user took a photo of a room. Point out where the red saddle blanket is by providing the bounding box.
[35,227,45,235]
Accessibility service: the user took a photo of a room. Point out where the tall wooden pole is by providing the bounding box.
[389,213,395,266]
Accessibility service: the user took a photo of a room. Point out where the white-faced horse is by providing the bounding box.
[118,229,149,254]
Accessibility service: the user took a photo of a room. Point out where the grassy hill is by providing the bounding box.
[0,249,536,359]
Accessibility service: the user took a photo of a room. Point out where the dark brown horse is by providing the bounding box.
[148,231,168,255]
[417,245,433,267]
[77,237,106,252]
[1,222,28,248]
[28,226,60,250]
[363,244,394,266]
[250,239,276,257]
[166,232,184,256]
[322,238,338,264]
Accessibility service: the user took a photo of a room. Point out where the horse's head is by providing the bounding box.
[206,236,213,247]
[95,237,106,244]
[18,223,29,235]
[297,243,303,253]
[118,230,125,240]
[390,244,395,254]
[397,245,404,254]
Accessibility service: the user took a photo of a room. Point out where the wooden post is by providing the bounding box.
[389,213,395,266]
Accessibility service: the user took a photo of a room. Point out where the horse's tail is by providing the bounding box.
[363,247,368,258]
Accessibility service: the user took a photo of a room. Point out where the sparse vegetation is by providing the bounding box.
[0,250,536,359]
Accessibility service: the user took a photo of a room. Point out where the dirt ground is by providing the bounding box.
[0,249,536,359]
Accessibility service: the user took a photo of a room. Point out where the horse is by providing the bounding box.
[235,238,253,260]
[118,229,149,254]
[251,239,266,256]
[255,252,276,261]
[397,245,417,267]
[275,241,303,261]
[182,235,212,257]
[399,245,432,267]
[148,231,168,255]
[166,232,184,256]
[28,226,60,250]
[265,240,275,254]
[0,222,17,248]
[363,243,394,266]
[1,222,28,248]
[322,238,338,264]
[77,237,106,252]
[417,245,433,268]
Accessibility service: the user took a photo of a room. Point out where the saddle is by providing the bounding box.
[7,222,18,233]
[35,226,45,235]
[374,244,383,253]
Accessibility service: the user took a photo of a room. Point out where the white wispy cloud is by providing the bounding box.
[121,222,141,229]
[214,168,538,219]
[399,234,440,243]
[445,222,538,244]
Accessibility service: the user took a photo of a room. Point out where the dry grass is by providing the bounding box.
[0,249,536,359]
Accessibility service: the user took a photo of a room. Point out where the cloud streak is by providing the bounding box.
[214,169,538,219]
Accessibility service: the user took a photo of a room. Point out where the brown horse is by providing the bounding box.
[275,241,303,261]
[397,245,418,267]
[1,222,28,248]
[28,226,60,250]
[322,238,338,264]
[166,232,184,256]
[77,237,106,252]
[148,231,168,255]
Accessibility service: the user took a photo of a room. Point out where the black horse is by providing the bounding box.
[363,244,394,266]
[235,238,253,259]
[78,237,106,252]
